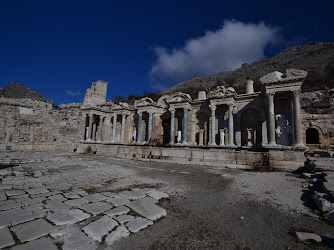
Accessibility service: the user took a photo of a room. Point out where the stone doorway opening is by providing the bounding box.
[306,128,320,144]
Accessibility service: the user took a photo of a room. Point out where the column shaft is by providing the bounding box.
[228,104,235,146]
[209,104,216,145]
[137,112,143,143]
[112,114,117,142]
[183,109,188,143]
[147,112,153,142]
[120,114,126,143]
[169,109,175,144]
[81,115,87,141]
[267,93,276,146]
[87,114,93,141]
[293,90,305,147]
[92,124,97,141]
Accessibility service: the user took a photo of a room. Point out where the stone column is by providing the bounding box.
[137,111,143,143]
[182,108,188,143]
[112,114,117,142]
[267,92,277,146]
[190,111,197,145]
[81,115,87,141]
[290,93,295,145]
[169,108,175,144]
[209,104,216,145]
[87,114,93,141]
[228,104,235,146]
[98,116,105,142]
[5,131,11,142]
[120,114,126,143]
[147,111,153,142]
[199,129,204,145]
[30,133,34,143]
[293,90,305,147]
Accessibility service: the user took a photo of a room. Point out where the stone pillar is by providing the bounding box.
[5,131,11,142]
[199,129,204,145]
[293,90,305,148]
[209,104,216,145]
[98,116,105,142]
[120,114,126,143]
[81,115,87,141]
[112,114,117,142]
[87,114,93,141]
[228,104,235,146]
[169,108,175,144]
[267,93,277,146]
[30,133,34,143]
[137,112,143,143]
[182,108,188,143]
[190,111,197,145]
[290,93,295,145]
[147,111,153,142]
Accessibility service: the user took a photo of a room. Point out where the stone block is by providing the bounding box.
[47,209,90,226]
[65,197,90,207]
[125,217,153,233]
[115,215,134,224]
[147,191,169,201]
[26,188,49,195]
[84,193,108,202]
[119,190,148,200]
[105,205,130,217]
[11,218,55,242]
[126,199,166,221]
[105,226,130,245]
[11,237,58,250]
[79,202,113,215]
[83,216,118,242]
[106,196,130,207]
[0,227,15,248]
[295,232,322,242]
[63,229,97,250]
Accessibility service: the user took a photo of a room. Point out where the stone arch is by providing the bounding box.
[306,128,320,144]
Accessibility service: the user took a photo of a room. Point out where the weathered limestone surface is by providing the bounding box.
[83,216,118,242]
[126,199,167,221]
[11,219,55,242]
[0,227,15,248]
[47,209,91,225]
[63,229,97,250]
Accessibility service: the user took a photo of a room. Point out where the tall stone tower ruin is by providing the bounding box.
[83,80,108,106]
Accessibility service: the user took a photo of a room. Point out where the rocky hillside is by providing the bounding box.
[163,42,334,98]
[0,82,46,101]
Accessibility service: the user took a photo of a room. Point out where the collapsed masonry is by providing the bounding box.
[1,70,334,169]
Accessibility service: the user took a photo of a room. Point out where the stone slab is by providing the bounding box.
[26,188,49,195]
[0,227,15,248]
[79,202,113,215]
[106,196,130,207]
[115,215,135,224]
[126,199,167,221]
[105,226,130,245]
[125,217,153,233]
[105,206,130,217]
[11,218,55,242]
[147,190,169,200]
[65,197,90,207]
[0,202,22,211]
[48,194,67,202]
[47,209,90,226]
[11,237,58,250]
[44,200,71,211]
[119,190,148,200]
[63,229,97,250]
[295,232,322,242]
[22,197,46,206]
[83,216,118,242]
[63,192,81,199]
[84,193,108,202]
[5,190,26,196]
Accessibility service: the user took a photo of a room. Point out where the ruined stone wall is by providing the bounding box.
[0,97,83,152]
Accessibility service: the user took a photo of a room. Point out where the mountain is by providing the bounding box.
[0,82,46,102]
[162,42,334,98]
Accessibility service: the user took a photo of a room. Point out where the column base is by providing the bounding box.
[293,144,308,150]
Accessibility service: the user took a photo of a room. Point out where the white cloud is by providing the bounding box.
[66,90,81,96]
[149,20,281,91]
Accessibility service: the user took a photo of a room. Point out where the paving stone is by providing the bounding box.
[105,205,130,217]
[83,215,118,242]
[0,199,16,206]
[79,202,113,215]
[101,191,118,197]
[84,193,108,202]
[106,196,130,207]
[125,217,153,233]
[48,194,67,202]
[295,232,322,242]
[44,200,71,211]
[63,192,81,199]
[115,215,135,224]
[5,190,26,196]
[119,190,148,200]
[140,196,158,204]
[11,218,55,242]
[10,210,44,226]
[11,237,58,250]
[126,199,167,221]
[0,227,15,248]
[65,197,90,207]
[24,203,45,211]
[47,209,90,226]
[105,226,130,245]
[0,202,22,211]
[26,188,49,195]
[147,190,169,200]
[22,197,46,206]
[63,229,97,250]
[0,191,7,201]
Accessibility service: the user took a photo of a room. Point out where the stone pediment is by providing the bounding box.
[207,86,236,99]
[135,97,156,107]
[112,102,129,110]
[166,92,192,104]
[260,68,308,84]
[157,95,169,107]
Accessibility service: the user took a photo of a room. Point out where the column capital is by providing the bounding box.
[137,111,143,115]
[266,92,275,98]
[209,104,216,111]
[147,110,154,115]
[292,89,301,96]
[169,108,176,113]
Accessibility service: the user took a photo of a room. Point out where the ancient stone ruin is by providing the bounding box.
[1,68,333,169]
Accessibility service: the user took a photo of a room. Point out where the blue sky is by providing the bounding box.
[0,0,333,104]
